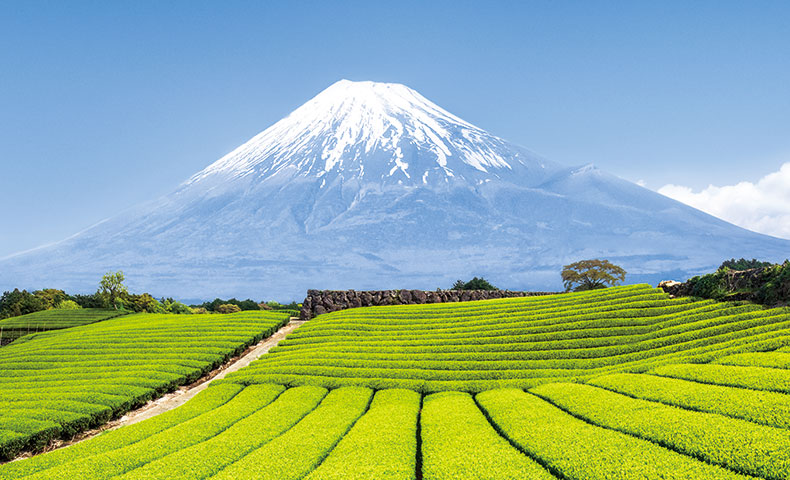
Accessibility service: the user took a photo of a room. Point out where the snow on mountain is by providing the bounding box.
[1,80,789,300]
[187,80,550,185]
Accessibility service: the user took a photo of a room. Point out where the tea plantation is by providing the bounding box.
[0,310,290,459]
[0,309,125,343]
[2,284,789,479]
[223,284,789,391]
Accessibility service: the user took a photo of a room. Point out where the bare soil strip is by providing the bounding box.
[16,318,305,460]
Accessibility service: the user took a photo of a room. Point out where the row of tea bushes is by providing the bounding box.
[532,382,789,479]
[9,381,785,479]
[0,310,290,459]
[0,309,125,343]
[220,285,790,392]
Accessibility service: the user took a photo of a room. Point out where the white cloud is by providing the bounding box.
[658,162,790,240]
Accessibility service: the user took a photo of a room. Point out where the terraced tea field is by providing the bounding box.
[223,284,790,392]
[2,284,789,479]
[0,310,290,459]
[0,309,125,343]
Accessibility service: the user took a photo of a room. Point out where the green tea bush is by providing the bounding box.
[477,388,750,479]
[651,363,790,393]
[589,372,790,428]
[305,389,420,480]
[0,308,122,332]
[24,384,285,480]
[118,386,328,480]
[221,285,790,392]
[0,310,290,459]
[533,382,790,479]
[4,283,790,480]
[0,384,243,480]
[714,351,790,369]
[421,391,552,480]
[209,387,373,480]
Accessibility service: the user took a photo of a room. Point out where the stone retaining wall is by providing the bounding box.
[300,289,559,320]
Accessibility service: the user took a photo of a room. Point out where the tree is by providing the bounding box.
[0,289,46,319]
[233,298,261,311]
[561,259,626,292]
[161,298,192,314]
[451,277,498,291]
[194,297,261,312]
[33,289,69,309]
[719,258,773,271]
[123,293,164,313]
[70,293,105,309]
[99,271,128,309]
[217,304,242,314]
[265,300,300,311]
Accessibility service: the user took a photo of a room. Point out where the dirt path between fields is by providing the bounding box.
[26,318,305,458]
[114,318,305,428]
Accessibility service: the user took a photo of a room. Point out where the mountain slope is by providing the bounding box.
[1,80,788,299]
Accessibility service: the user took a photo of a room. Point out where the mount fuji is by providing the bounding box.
[2,80,789,300]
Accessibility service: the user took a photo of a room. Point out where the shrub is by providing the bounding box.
[220,284,790,393]
[54,300,81,310]
[689,271,727,300]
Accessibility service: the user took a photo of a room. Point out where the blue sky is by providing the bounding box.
[2,0,790,256]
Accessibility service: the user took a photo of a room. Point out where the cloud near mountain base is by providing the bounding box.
[658,162,790,241]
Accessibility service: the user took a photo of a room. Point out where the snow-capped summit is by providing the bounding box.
[1,80,789,299]
[186,80,558,190]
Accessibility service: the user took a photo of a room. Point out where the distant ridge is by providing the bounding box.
[1,80,788,299]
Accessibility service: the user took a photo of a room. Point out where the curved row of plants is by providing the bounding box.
[0,310,290,460]
[220,285,790,392]
[0,309,125,343]
[7,367,790,479]
[3,287,790,478]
